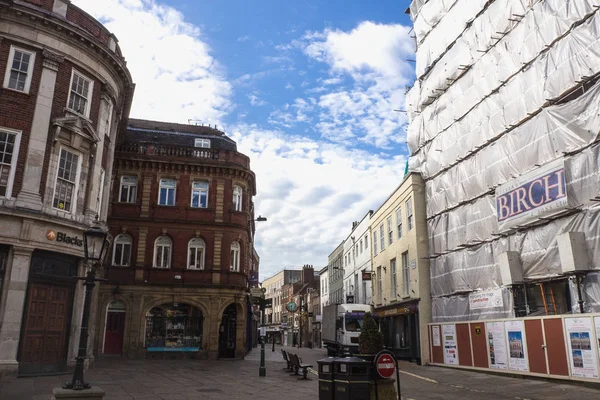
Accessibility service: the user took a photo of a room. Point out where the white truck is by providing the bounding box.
[322,303,373,356]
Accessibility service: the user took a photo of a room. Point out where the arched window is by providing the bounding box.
[154,236,172,268]
[232,185,243,212]
[230,241,240,272]
[112,234,132,266]
[188,238,205,270]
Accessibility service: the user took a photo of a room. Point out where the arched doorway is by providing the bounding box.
[144,303,204,352]
[103,301,126,355]
[218,304,237,358]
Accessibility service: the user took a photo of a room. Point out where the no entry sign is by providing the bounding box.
[376,353,396,379]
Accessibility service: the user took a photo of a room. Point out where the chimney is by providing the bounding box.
[302,264,314,285]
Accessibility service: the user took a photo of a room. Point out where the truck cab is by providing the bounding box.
[323,304,373,356]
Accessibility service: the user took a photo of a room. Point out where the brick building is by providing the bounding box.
[96,119,259,360]
[0,0,134,376]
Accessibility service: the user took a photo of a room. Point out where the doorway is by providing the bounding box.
[103,301,126,355]
[218,303,237,358]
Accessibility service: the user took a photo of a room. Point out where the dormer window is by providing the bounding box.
[194,138,210,148]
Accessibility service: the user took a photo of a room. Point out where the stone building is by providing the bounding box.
[261,268,302,345]
[0,0,134,376]
[96,119,259,360]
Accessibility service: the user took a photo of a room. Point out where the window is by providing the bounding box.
[364,235,368,248]
[154,236,172,268]
[390,258,397,299]
[377,266,382,303]
[4,46,35,93]
[402,252,410,297]
[194,138,210,148]
[0,129,21,198]
[233,185,243,211]
[113,234,132,266]
[396,208,403,239]
[359,239,363,253]
[387,216,393,246]
[97,168,105,214]
[373,231,378,255]
[119,175,137,203]
[406,198,413,231]
[158,178,176,206]
[188,238,205,269]
[230,241,240,271]
[379,224,385,251]
[53,148,80,212]
[191,181,209,208]
[67,70,94,117]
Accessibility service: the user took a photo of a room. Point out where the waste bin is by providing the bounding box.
[333,357,371,400]
[317,357,337,400]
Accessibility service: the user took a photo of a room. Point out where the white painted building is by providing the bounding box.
[342,211,373,306]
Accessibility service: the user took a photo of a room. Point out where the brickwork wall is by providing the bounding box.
[22,0,54,11]
[66,5,111,46]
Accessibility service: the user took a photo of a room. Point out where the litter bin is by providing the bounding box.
[333,357,371,400]
[317,357,337,400]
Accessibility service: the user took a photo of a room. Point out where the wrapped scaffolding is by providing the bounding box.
[407,0,600,322]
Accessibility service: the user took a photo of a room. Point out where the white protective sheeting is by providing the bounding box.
[432,288,514,322]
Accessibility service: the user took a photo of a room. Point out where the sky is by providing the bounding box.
[72,0,416,280]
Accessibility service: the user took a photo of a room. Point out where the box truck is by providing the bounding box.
[322,303,373,356]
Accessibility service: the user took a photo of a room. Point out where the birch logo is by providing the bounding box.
[46,230,57,240]
[46,229,83,246]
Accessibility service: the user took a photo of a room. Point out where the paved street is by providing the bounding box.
[2,345,600,399]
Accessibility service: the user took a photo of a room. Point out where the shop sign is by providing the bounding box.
[362,271,372,281]
[46,229,83,247]
[249,271,259,285]
[495,159,567,231]
[468,289,503,310]
[376,304,417,318]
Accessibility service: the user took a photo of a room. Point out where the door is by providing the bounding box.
[104,312,126,354]
[218,304,237,358]
[19,283,72,375]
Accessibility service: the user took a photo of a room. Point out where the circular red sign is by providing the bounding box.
[376,354,396,379]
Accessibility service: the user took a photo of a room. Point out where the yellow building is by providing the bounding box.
[370,172,431,364]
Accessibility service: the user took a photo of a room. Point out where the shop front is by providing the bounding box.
[375,301,420,363]
[145,303,204,352]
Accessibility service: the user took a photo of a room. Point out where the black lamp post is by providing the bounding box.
[63,225,111,390]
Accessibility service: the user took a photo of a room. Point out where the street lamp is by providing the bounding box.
[63,224,111,390]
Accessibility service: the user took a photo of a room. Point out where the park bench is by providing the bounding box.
[288,352,313,380]
[281,349,293,371]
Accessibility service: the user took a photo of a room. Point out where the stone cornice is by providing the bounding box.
[42,48,64,71]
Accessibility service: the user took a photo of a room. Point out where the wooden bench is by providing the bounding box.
[281,349,293,371]
[288,352,313,380]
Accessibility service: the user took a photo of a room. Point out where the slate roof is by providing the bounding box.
[125,118,237,151]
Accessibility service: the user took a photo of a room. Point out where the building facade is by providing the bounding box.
[95,119,258,360]
[370,173,431,364]
[407,0,600,322]
[342,211,373,306]
[261,268,301,344]
[328,242,344,305]
[0,0,133,376]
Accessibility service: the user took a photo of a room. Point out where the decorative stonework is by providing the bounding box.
[42,49,64,71]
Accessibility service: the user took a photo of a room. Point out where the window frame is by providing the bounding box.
[3,46,36,94]
[406,198,414,231]
[66,69,94,118]
[190,180,209,208]
[97,168,105,215]
[379,224,385,251]
[112,234,132,267]
[232,185,243,212]
[230,241,241,272]
[52,146,82,213]
[119,175,138,203]
[396,207,403,239]
[194,138,211,148]
[387,216,393,246]
[377,266,382,303]
[402,252,410,297]
[373,231,378,255]
[153,236,172,269]
[0,128,22,199]
[187,238,206,270]
[158,178,177,206]
[390,258,397,299]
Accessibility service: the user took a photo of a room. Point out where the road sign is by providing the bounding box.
[251,288,264,298]
[376,353,396,379]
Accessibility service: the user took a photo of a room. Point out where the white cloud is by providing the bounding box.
[72,0,231,124]
[248,93,266,106]
[237,35,251,42]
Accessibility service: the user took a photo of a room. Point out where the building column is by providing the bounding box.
[212,231,223,285]
[15,50,63,211]
[0,246,33,376]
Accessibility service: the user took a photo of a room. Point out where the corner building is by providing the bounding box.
[0,0,133,376]
[97,119,259,360]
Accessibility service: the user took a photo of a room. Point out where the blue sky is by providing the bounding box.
[73,0,416,279]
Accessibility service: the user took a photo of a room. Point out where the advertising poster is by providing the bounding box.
[442,324,459,365]
[565,317,599,379]
[486,321,507,370]
[432,326,441,347]
[469,289,504,310]
[504,320,528,371]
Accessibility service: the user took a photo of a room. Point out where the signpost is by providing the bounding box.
[250,286,267,377]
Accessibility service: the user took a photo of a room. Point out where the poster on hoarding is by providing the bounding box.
[442,324,459,365]
[486,321,507,370]
[504,320,528,371]
[432,326,441,347]
[565,317,599,379]
[469,289,504,310]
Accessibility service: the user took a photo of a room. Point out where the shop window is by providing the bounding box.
[145,304,204,351]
